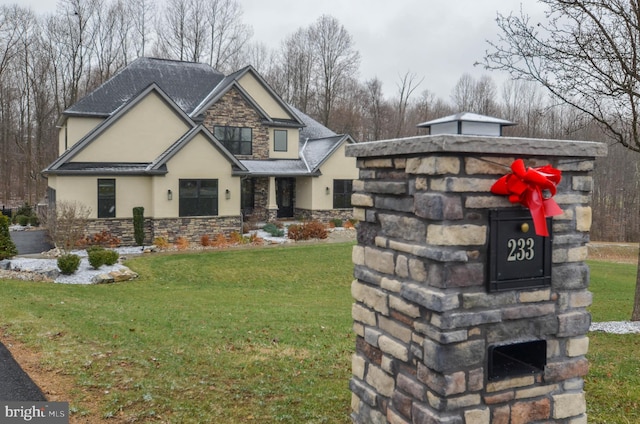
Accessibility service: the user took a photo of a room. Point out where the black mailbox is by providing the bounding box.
[488,209,552,292]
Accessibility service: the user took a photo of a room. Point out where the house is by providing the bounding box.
[42,58,357,245]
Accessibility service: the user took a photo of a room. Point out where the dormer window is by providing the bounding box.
[214,125,252,155]
[274,130,288,152]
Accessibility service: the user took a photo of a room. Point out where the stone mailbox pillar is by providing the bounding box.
[345,135,607,424]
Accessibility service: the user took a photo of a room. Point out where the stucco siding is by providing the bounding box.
[72,92,190,163]
[59,117,105,155]
[269,127,300,159]
[312,143,358,210]
[157,132,241,218]
[52,175,152,219]
[238,73,292,120]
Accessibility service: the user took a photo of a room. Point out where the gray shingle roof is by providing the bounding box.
[301,135,346,171]
[290,105,337,139]
[65,57,225,116]
[238,159,315,176]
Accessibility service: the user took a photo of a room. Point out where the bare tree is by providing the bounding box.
[44,200,92,251]
[482,0,640,320]
[155,0,189,60]
[308,15,360,127]
[364,77,385,141]
[451,73,498,116]
[394,71,424,137]
[204,0,252,72]
[129,0,155,58]
[273,28,316,113]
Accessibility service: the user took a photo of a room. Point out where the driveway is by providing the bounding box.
[0,342,46,401]
[9,229,54,255]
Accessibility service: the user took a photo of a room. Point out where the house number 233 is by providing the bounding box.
[507,238,535,261]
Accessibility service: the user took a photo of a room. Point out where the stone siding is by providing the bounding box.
[294,208,354,224]
[85,216,242,246]
[202,87,270,160]
[345,135,606,424]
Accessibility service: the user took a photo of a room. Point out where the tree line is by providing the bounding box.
[0,0,632,241]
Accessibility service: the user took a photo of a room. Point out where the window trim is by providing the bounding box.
[274,129,288,152]
[97,178,116,218]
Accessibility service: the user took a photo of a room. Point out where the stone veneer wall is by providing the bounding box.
[294,208,354,223]
[345,136,606,424]
[85,216,242,245]
[202,87,270,160]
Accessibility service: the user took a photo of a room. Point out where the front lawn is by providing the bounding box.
[0,243,355,423]
[0,244,637,422]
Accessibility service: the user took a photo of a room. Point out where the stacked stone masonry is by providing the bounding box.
[85,216,242,245]
[346,135,606,424]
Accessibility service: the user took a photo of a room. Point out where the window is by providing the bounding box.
[333,179,352,209]
[241,178,255,216]
[97,179,116,218]
[179,179,218,217]
[214,126,252,155]
[274,130,287,152]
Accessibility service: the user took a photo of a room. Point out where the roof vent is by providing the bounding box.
[417,112,515,136]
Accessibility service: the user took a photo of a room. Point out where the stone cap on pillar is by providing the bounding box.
[345,135,608,159]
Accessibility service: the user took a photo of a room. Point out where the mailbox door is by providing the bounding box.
[488,209,552,292]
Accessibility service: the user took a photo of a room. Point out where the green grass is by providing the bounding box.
[588,260,637,321]
[587,260,639,423]
[0,243,355,423]
[0,247,638,422]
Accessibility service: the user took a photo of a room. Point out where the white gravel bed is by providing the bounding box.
[3,246,144,285]
[589,321,640,334]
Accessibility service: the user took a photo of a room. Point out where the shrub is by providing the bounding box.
[15,215,29,226]
[77,230,121,248]
[103,249,119,265]
[228,231,244,244]
[14,203,33,218]
[200,234,211,247]
[210,233,228,248]
[344,219,357,229]
[175,237,189,250]
[153,237,170,249]
[87,246,106,268]
[249,233,264,245]
[287,224,303,241]
[303,221,327,239]
[262,223,284,237]
[133,207,145,246]
[58,254,81,275]
[28,215,39,227]
[287,221,327,241]
[329,218,343,228]
[0,215,17,260]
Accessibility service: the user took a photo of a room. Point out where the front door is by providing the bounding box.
[276,178,294,218]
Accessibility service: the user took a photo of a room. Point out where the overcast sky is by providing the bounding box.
[11,0,548,100]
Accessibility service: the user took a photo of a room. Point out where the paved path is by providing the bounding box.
[9,229,54,255]
[0,342,45,401]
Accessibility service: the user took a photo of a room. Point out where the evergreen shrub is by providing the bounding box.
[58,254,81,275]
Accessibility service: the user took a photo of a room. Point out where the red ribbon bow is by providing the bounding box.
[490,159,563,237]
